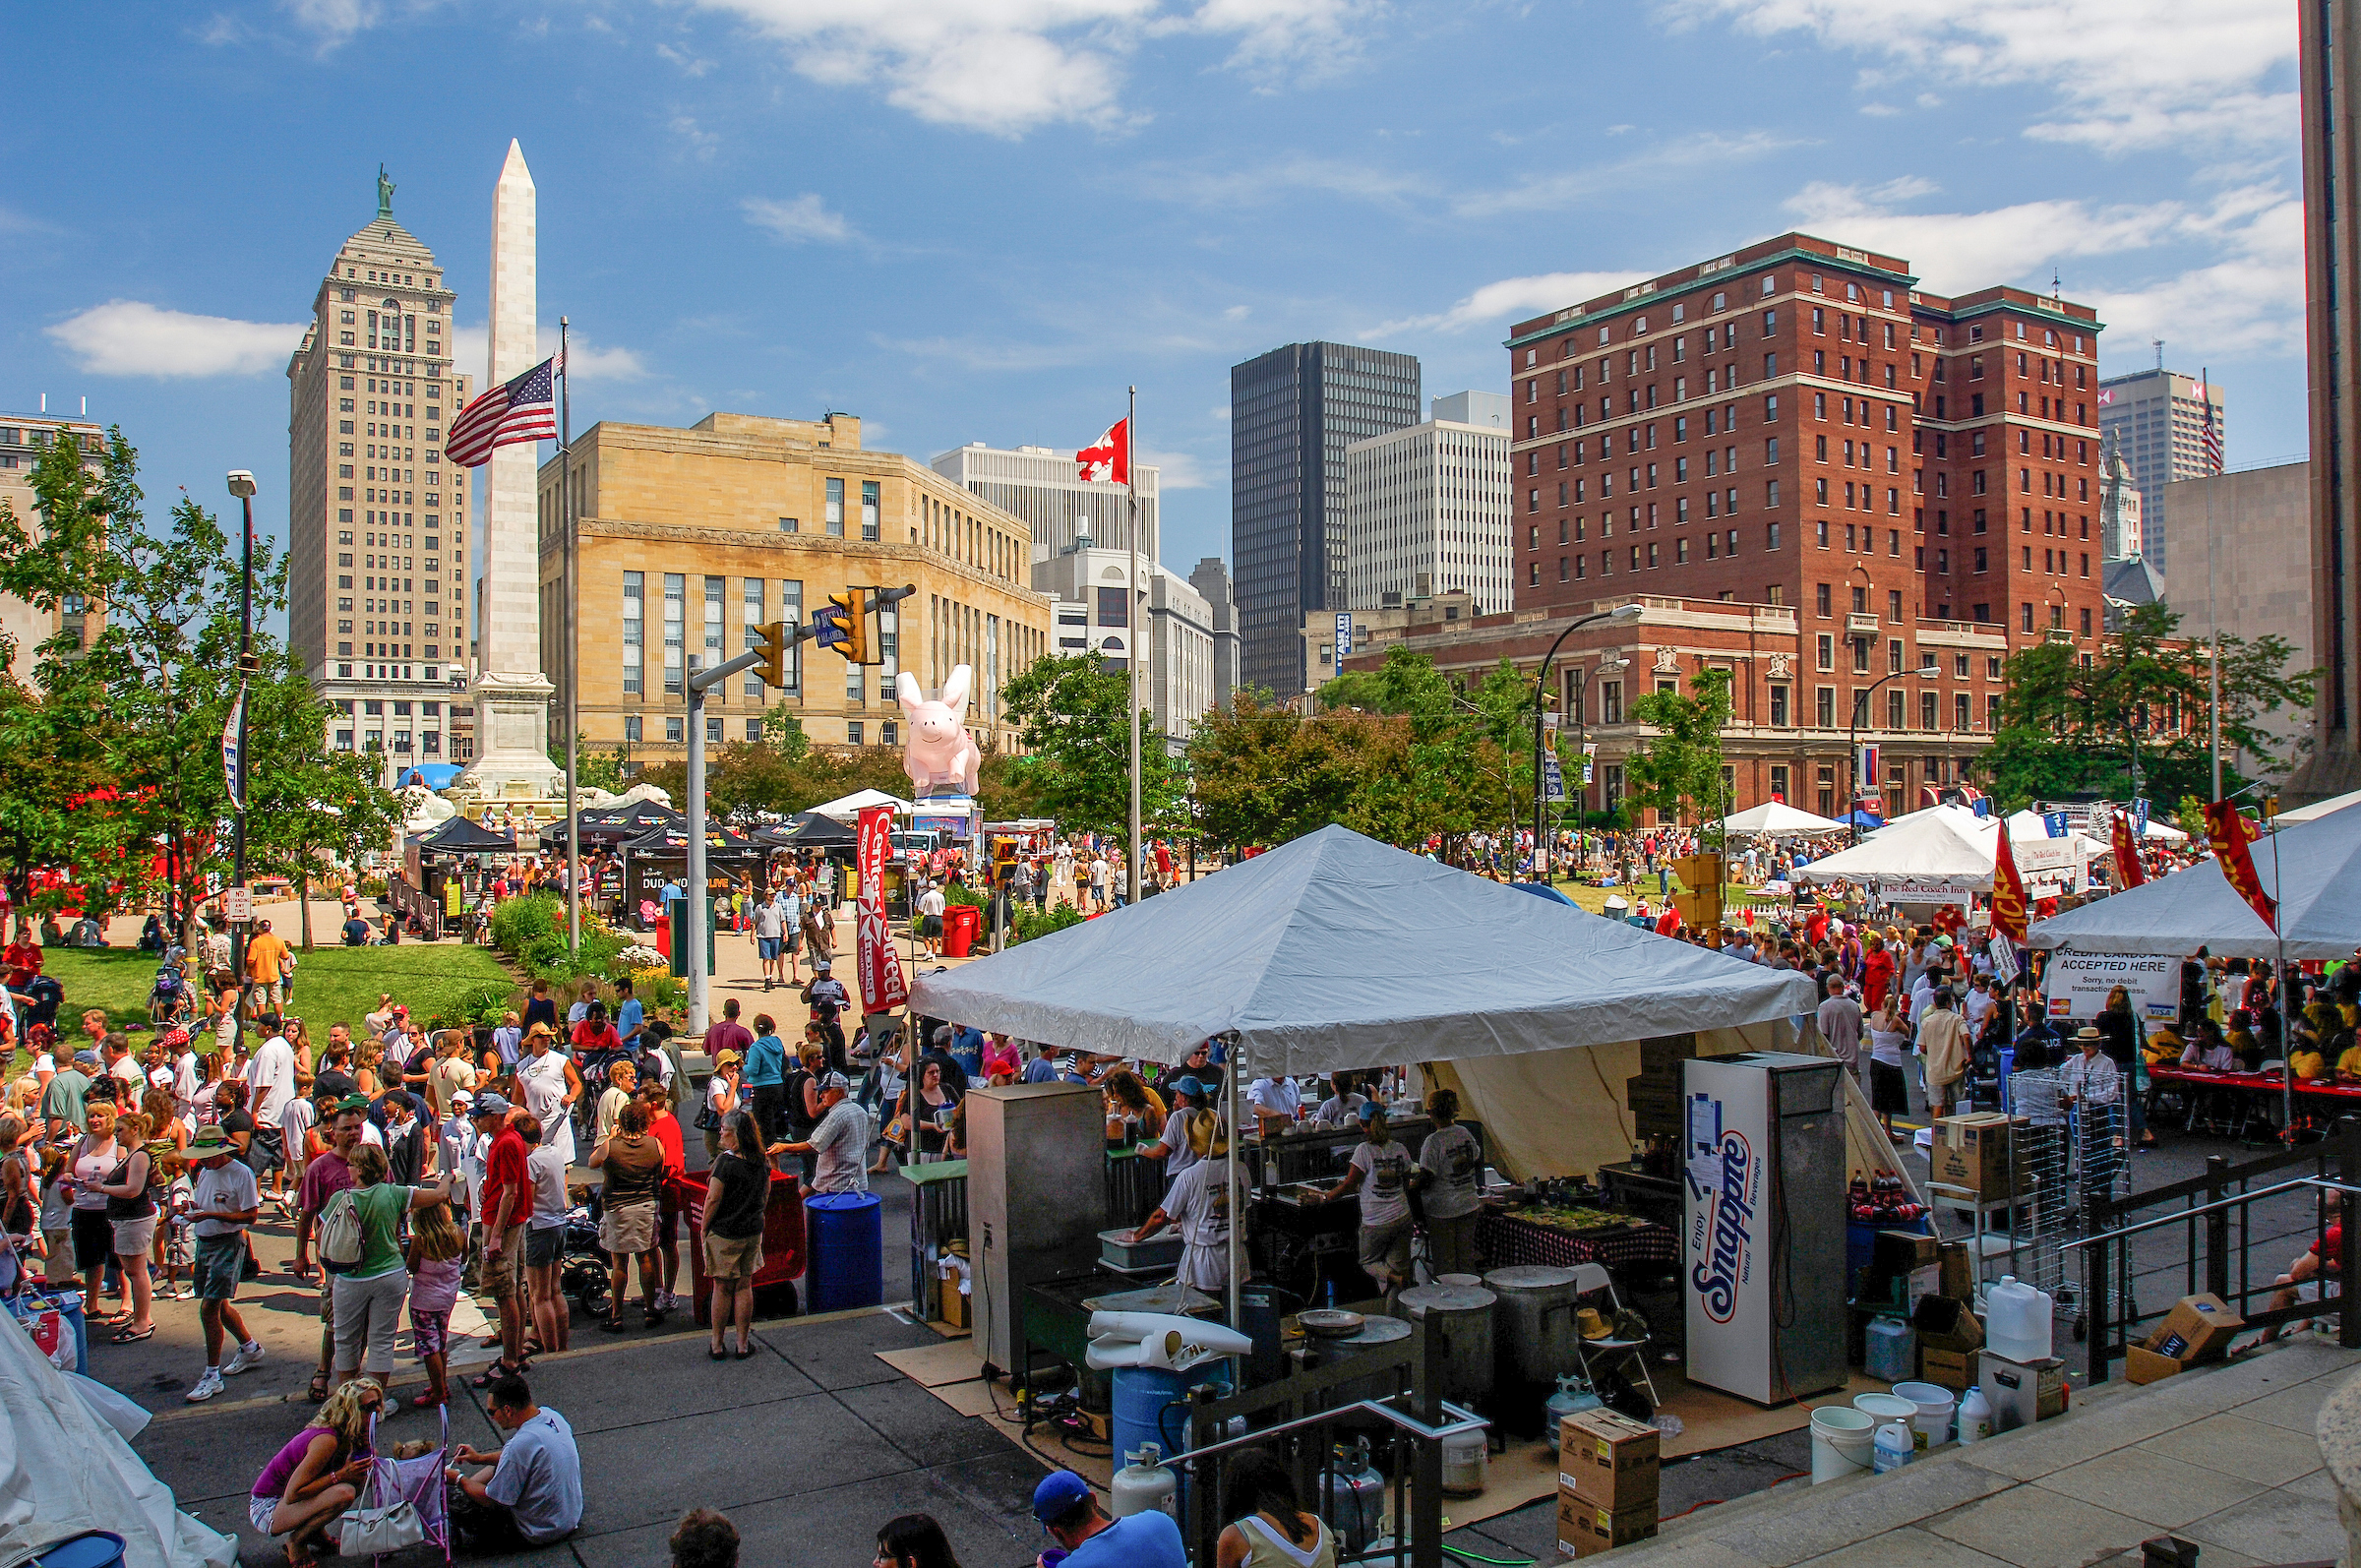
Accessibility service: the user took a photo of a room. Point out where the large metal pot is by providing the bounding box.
[1483,1264,1584,1388]
[1399,1283,1495,1403]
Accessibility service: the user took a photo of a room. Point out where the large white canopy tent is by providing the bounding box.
[1792,805,2089,893]
[1714,801,1848,837]
[2029,805,2361,961]
[808,787,914,822]
[2276,787,2361,824]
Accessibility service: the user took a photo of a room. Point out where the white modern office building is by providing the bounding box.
[1033,543,1217,742]
[1344,391,1514,613]
[932,441,1160,563]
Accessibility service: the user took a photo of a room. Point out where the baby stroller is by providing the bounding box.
[340,1407,453,1564]
[148,953,193,1026]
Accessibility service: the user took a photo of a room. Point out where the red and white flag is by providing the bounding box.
[1076,417,1128,485]
[446,354,558,467]
[855,807,909,1013]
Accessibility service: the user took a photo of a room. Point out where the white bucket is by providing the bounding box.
[1809,1406,1876,1483]
[1890,1381,1957,1450]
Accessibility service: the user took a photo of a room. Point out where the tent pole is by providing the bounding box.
[1226,1039,1241,1331]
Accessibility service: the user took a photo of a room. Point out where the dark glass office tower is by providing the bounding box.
[1232,342,1422,695]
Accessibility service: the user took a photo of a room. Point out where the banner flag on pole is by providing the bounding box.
[2203,800,2276,931]
[1990,818,2030,942]
[221,686,245,813]
[1074,417,1129,485]
[855,806,909,1012]
[2110,810,2149,887]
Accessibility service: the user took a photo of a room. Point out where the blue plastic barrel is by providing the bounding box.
[805,1191,883,1313]
[32,1532,127,1568]
[1111,1363,1220,1481]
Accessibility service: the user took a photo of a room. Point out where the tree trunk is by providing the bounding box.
[297,857,313,951]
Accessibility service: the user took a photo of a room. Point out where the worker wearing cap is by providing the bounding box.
[771,1071,869,1193]
[1030,1471,1184,1568]
[1126,1132,1243,1296]
[1139,1077,1218,1191]
[183,1126,266,1403]
[1312,1102,1417,1310]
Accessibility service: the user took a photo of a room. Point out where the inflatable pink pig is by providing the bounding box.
[896,664,982,798]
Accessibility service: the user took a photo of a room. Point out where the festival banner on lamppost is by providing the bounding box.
[1989,819,2030,943]
[856,806,909,1013]
[2203,801,2277,932]
[2110,810,2148,888]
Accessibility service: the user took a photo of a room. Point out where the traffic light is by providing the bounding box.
[1668,853,1724,930]
[824,591,869,664]
[752,621,792,689]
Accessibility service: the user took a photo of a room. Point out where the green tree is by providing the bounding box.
[1977,603,2315,810]
[1000,653,1188,840]
[548,733,634,796]
[1625,668,1733,830]
[1186,691,1372,849]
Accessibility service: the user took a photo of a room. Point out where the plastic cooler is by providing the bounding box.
[669,1168,807,1325]
[806,1191,884,1312]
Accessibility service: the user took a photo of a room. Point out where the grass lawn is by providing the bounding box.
[35,943,518,1037]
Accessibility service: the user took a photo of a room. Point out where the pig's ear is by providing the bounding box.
[895,671,925,714]
[941,665,972,710]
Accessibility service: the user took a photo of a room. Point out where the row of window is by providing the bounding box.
[613,713,903,748]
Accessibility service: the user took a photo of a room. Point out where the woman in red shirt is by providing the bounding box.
[1861,933,1898,1014]
[636,1082,688,1310]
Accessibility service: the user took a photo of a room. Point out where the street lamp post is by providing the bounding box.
[1565,652,1628,858]
[226,469,257,1000]
[1530,604,1644,882]
[1846,662,1943,844]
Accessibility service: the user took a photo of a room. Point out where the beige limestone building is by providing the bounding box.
[0,412,106,687]
[2160,459,2316,762]
[537,411,1055,761]
[284,176,473,772]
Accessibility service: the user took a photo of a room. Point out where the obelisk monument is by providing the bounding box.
[454,138,564,807]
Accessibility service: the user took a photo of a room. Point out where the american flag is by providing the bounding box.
[446,353,558,467]
[2200,376,2223,473]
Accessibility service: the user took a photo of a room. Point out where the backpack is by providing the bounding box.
[319,1187,365,1274]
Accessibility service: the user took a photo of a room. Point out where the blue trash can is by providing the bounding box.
[805,1191,883,1313]
[31,1532,127,1568]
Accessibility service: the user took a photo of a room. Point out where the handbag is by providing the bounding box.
[337,1499,425,1556]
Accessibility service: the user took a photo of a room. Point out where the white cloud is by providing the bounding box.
[671,115,720,160]
[450,325,650,385]
[686,0,1376,136]
[1454,130,1799,218]
[1784,181,2187,292]
[283,0,382,42]
[1368,270,1650,338]
[1148,154,1436,210]
[742,194,856,245]
[1139,447,1211,489]
[47,301,306,378]
[656,42,716,76]
[1222,305,1249,322]
[1661,0,2296,154]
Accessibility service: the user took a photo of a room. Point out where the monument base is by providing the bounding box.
[451,671,566,814]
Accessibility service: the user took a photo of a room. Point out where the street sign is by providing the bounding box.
[1543,753,1565,802]
[223,885,253,923]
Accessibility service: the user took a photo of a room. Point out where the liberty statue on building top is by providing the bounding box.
[377,163,395,217]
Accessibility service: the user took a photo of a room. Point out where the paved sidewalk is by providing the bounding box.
[1593,1337,2359,1568]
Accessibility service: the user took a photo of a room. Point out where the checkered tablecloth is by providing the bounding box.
[1479,1211,1677,1273]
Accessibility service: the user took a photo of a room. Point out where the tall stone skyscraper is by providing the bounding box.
[1231,341,1421,696]
[2292,0,2361,803]
[286,167,472,769]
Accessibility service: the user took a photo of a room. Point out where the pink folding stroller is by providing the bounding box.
[351,1407,452,1564]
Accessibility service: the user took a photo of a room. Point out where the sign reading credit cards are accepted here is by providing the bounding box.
[2044,951,2179,1022]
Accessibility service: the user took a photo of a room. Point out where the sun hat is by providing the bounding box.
[189,1126,231,1155]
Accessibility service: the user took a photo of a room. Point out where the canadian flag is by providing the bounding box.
[1076,417,1129,485]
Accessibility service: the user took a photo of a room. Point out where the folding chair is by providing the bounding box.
[1568,1261,1660,1408]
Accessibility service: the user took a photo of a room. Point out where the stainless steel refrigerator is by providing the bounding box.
[1680,1052,1847,1405]
[966,1082,1109,1377]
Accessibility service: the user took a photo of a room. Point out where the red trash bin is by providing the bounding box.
[942,903,981,958]
[670,1168,807,1325]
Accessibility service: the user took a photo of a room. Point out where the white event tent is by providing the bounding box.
[808,788,914,822]
[2276,787,2361,824]
[1791,806,2089,894]
[1714,801,1847,837]
[908,823,1819,1071]
[2030,805,2361,961]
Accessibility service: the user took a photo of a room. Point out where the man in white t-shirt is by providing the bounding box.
[916,882,947,960]
[246,1018,297,1127]
[778,1072,871,1193]
[1129,1151,1244,1294]
[451,1378,581,1549]
[1243,1075,1302,1135]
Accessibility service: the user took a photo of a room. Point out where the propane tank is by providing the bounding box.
[1546,1372,1604,1450]
[1440,1424,1490,1496]
[1317,1438,1387,1556]
[1111,1444,1177,1519]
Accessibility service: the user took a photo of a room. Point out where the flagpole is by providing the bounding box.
[2207,367,2222,802]
[1126,384,1142,911]
[562,318,580,952]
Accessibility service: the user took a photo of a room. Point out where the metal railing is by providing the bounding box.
[2065,1115,2361,1382]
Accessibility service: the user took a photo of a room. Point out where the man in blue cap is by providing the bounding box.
[1031,1470,1183,1568]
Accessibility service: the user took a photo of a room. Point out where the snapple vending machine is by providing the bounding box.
[1681,1052,1847,1405]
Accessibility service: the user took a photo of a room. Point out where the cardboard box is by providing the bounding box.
[1557,1409,1661,1511]
[940,1286,971,1331]
[1912,1297,1985,1393]
[1929,1113,2029,1201]
[1555,1494,1659,1559]
[1978,1351,2066,1429]
[2126,1294,2244,1382]
[1938,1240,1974,1302]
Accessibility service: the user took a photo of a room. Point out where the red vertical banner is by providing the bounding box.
[856,806,909,1013]
[1989,821,2029,942]
[2110,811,2149,887]
[2203,801,2277,931]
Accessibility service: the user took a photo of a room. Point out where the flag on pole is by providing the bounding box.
[1075,417,1129,485]
[221,686,245,812]
[2203,800,2276,931]
[854,807,909,1013]
[1990,820,2029,942]
[446,354,559,467]
[2110,810,2148,888]
[2200,374,2224,475]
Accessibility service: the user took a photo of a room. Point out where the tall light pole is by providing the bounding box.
[1531,604,1644,881]
[1846,661,1943,844]
[226,470,258,997]
[1569,650,1629,827]
[1125,386,1142,909]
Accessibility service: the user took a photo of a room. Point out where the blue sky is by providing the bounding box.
[6,1,2306,613]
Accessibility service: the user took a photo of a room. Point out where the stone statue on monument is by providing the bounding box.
[377,163,395,217]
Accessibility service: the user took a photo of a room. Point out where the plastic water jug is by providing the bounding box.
[1863,1316,1915,1381]
[1984,1276,2054,1362]
[1872,1420,1914,1474]
[1956,1387,1991,1445]
[1112,1446,1177,1519]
